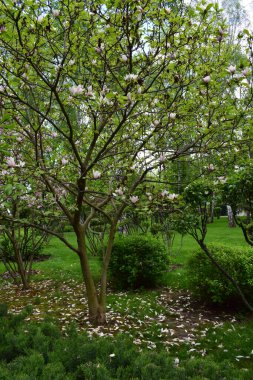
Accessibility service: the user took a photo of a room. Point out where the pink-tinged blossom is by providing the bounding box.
[169,113,176,119]
[6,157,16,167]
[69,84,84,95]
[242,68,250,77]
[93,170,101,179]
[121,55,128,62]
[153,120,160,126]
[52,9,60,17]
[52,131,57,138]
[1,170,8,176]
[165,7,171,14]
[37,15,45,23]
[130,195,139,204]
[203,75,211,83]
[0,85,4,92]
[159,153,166,162]
[0,25,6,33]
[227,65,236,74]
[95,43,104,54]
[114,187,124,196]
[61,158,68,165]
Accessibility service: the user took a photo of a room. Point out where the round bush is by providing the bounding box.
[187,244,253,306]
[109,234,170,290]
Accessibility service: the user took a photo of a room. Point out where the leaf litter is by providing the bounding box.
[0,279,240,355]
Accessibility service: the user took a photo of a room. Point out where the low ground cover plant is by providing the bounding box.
[0,306,251,380]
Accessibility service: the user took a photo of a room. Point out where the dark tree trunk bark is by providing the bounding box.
[76,227,106,325]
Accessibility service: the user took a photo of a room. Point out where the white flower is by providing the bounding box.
[130,195,139,204]
[203,75,211,83]
[174,357,180,366]
[52,9,60,17]
[61,158,68,165]
[93,170,101,179]
[217,176,227,183]
[169,113,176,119]
[37,14,45,23]
[124,73,138,82]
[138,86,142,94]
[69,84,84,95]
[153,120,160,126]
[165,7,171,14]
[69,59,75,66]
[159,154,166,162]
[19,161,25,167]
[168,193,178,200]
[161,190,168,197]
[208,163,215,171]
[121,55,128,62]
[227,65,236,74]
[6,157,16,167]
[109,353,116,358]
[127,92,132,101]
[0,85,4,92]
[86,86,94,97]
[92,59,97,65]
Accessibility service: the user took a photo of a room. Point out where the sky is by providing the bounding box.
[241,0,253,27]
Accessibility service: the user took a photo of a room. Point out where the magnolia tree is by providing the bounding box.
[0,0,251,323]
[0,133,61,288]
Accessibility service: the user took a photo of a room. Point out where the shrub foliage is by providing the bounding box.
[109,234,169,290]
[187,245,253,305]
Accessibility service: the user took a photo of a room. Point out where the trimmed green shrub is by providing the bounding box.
[109,234,170,290]
[187,244,253,305]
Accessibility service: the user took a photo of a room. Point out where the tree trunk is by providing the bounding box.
[99,224,117,313]
[76,227,106,325]
[14,246,29,290]
[227,205,236,228]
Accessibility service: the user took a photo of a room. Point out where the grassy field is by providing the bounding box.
[0,217,253,379]
[0,217,246,282]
